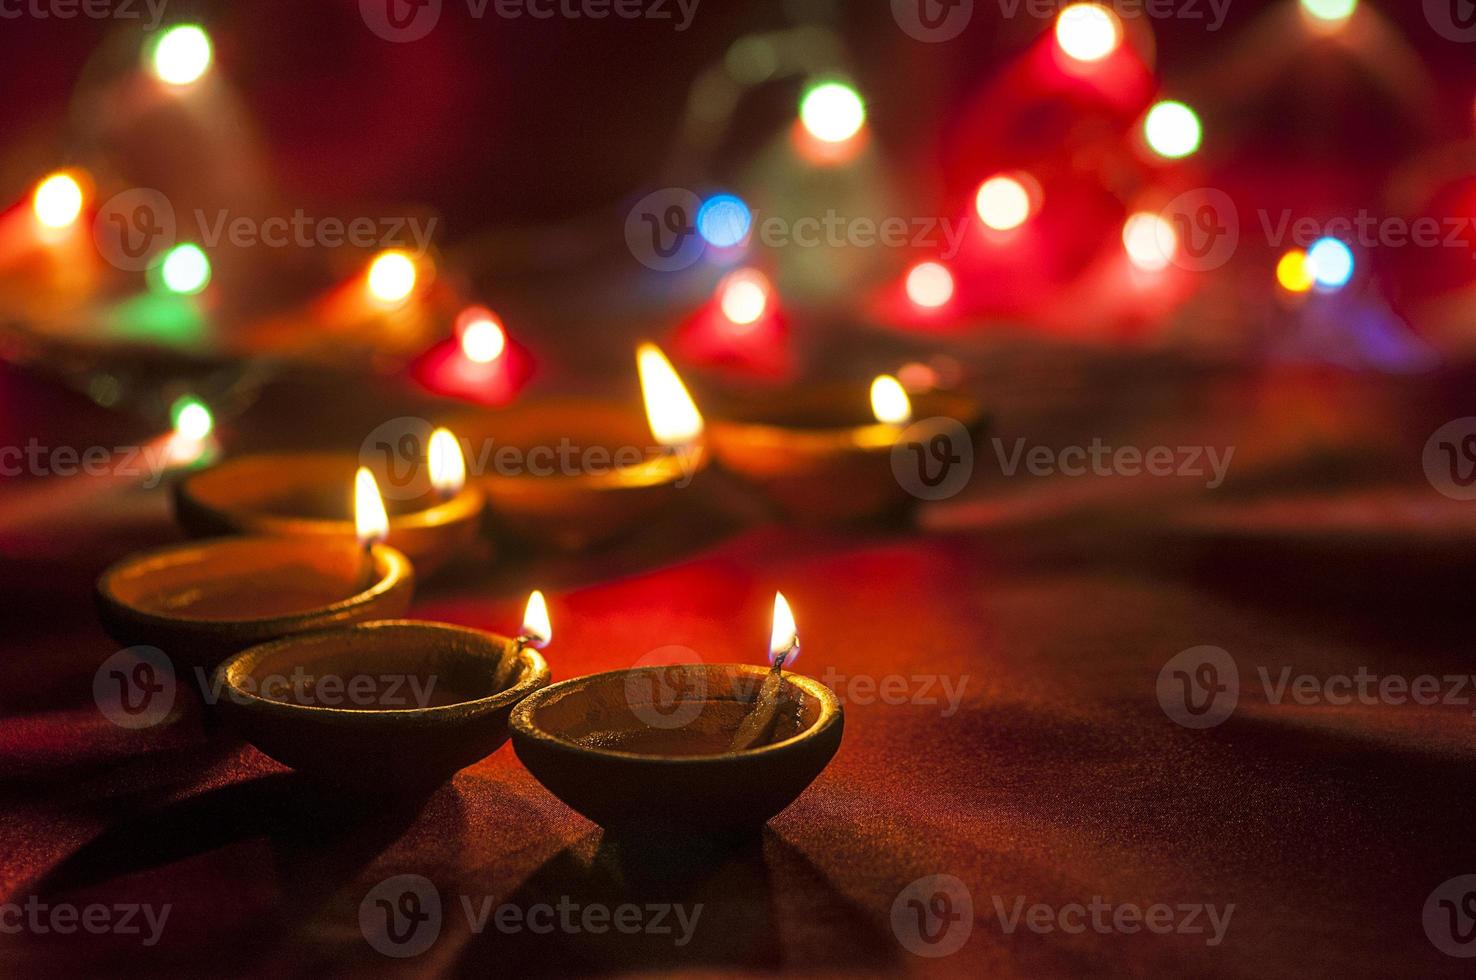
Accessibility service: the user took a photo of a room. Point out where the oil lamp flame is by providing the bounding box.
[870,374,912,426]
[428,427,467,498]
[354,467,389,547]
[769,591,799,667]
[522,589,552,648]
[637,343,704,448]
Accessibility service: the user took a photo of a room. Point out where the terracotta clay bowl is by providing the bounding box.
[447,398,708,551]
[511,663,842,834]
[174,452,484,574]
[214,621,550,793]
[96,536,414,679]
[707,386,986,522]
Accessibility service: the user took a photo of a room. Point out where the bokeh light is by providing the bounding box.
[799,82,866,144]
[697,194,752,248]
[457,307,507,363]
[975,175,1032,231]
[1144,101,1202,160]
[159,244,211,294]
[718,268,771,326]
[905,261,955,309]
[1122,213,1176,272]
[32,172,85,229]
[150,25,213,86]
[1055,4,1122,63]
[367,250,417,303]
[170,396,213,441]
[1301,0,1356,23]
[1276,250,1315,293]
[1308,238,1354,290]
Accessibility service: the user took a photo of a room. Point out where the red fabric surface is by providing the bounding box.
[2,354,1475,978]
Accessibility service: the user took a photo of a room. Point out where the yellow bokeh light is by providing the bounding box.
[151,25,213,86]
[1055,4,1122,63]
[975,175,1032,231]
[905,261,955,309]
[367,250,417,303]
[718,269,770,326]
[1123,212,1177,272]
[1276,250,1315,293]
[32,172,85,229]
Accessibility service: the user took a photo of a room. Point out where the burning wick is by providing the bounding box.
[729,591,800,752]
[354,467,389,592]
[428,427,467,503]
[497,590,551,689]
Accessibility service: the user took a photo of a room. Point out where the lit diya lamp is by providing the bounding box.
[174,427,484,574]
[511,592,842,834]
[213,592,552,793]
[450,343,709,551]
[97,472,414,680]
[707,373,986,522]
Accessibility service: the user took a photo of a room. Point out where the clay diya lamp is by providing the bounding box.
[450,344,708,551]
[511,593,843,835]
[174,427,483,575]
[96,535,414,681]
[707,374,986,522]
[214,600,551,793]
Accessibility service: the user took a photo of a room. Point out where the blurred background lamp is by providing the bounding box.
[1301,0,1356,23]
[170,396,214,440]
[368,250,417,302]
[159,244,211,294]
[905,261,955,308]
[32,173,84,229]
[150,25,213,86]
[1123,213,1176,272]
[799,82,866,144]
[1144,101,1202,159]
[458,308,507,363]
[718,268,770,326]
[697,194,752,248]
[1276,250,1315,293]
[975,175,1031,231]
[1308,238,1354,290]
[1055,4,1122,63]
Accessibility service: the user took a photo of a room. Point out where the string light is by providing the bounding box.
[975,175,1032,231]
[457,307,507,363]
[1144,101,1202,160]
[905,261,955,308]
[697,194,752,248]
[367,250,417,303]
[1301,0,1356,24]
[1122,213,1176,272]
[718,269,770,326]
[170,396,213,440]
[158,244,211,294]
[1307,238,1354,290]
[32,172,85,229]
[1055,4,1122,63]
[799,82,866,144]
[1276,250,1314,293]
[150,25,212,86]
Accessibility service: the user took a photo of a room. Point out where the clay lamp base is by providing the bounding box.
[707,384,986,523]
[214,621,550,793]
[510,663,842,835]
[448,398,708,552]
[174,453,484,575]
[96,537,414,680]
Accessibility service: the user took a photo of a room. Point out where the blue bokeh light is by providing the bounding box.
[1308,238,1354,290]
[697,194,752,249]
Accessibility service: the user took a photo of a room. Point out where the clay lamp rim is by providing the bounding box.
[177,452,485,535]
[96,536,412,629]
[708,387,978,456]
[215,620,551,722]
[509,663,843,764]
